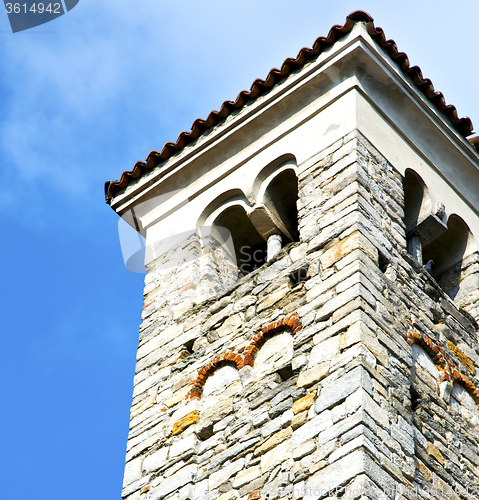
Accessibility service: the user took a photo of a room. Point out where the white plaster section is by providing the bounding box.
[111,23,479,266]
[202,365,241,397]
[140,89,357,268]
[450,384,479,426]
[253,332,294,379]
[411,344,439,379]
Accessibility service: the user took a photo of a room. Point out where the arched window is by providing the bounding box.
[198,157,299,277]
[202,365,242,398]
[403,169,446,264]
[402,170,478,305]
[423,215,477,301]
[403,169,431,231]
[213,204,267,275]
[253,331,294,379]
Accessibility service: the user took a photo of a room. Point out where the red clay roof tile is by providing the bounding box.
[105,11,473,202]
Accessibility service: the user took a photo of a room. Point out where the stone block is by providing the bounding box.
[233,295,257,313]
[269,397,293,419]
[292,438,317,460]
[210,296,231,314]
[290,243,308,262]
[328,435,378,464]
[137,324,183,361]
[414,458,432,482]
[305,260,359,304]
[261,437,292,473]
[215,492,239,500]
[131,395,157,420]
[257,258,291,284]
[204,304,234,331]
[308,336,340,367]
[159,349,190,368]
[257,282,291,312]
[253,332,294,378]
[291,410,309,430]
[169,433,200,459]
[330,344,376,374]
[320,230,378,270]
[281,409,294,428]
[345,388,388,429]
[164,386,190,409]
[209,437,262,469]
[391,422,416,457]
[292,354,308,370]
[292,410,333,447]
[147,464,197,500]
[331,401,346,423]
[167,325,202,351]
[123,456,142,488]
[133,367,172,398]
[172,411,199,435]
[428,441,444,464]
[411,344,438,378]
[261,416,282,438]
[192,479,209,499]
[315,366,372,413]
[200,396,234,424]
[232,465,262,488]
[172,298,192,319]
[292,391,317,415]
[208,458,245,490]
[142,448,169,474]
[252,411,270,428]
[446,340,475,374]
[254,427,292,456]
[217,313,243,337]
[297,362,329,388]
[339,321,388,365]
[343,473,389,500]
[304,449,394,500]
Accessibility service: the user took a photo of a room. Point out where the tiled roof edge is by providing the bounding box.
[105,10,473,203]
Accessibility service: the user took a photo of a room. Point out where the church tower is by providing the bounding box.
[106,12,479,500]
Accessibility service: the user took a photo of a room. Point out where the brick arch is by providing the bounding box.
[242,313,302,368]
[186,352,243,400]
[186,313,303,400]
[407,330,479,404]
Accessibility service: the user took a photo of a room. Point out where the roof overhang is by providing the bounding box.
[108,16,479,241]
[105,11,477,207]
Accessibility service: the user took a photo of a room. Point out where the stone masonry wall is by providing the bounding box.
[122,132,479,500]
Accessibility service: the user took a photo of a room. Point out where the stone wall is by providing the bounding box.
[122,132,479,500]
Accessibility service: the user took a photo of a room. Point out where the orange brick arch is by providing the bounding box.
[407,330,479,404]
[186,352,243,400]
[242,313,302,368]
[186,313,302,400]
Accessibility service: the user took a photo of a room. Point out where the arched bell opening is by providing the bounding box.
[261,168,299,244]
[403,169,431,230]
[423,215,477,301]
[402,169,436,263]
[213,205,267,276]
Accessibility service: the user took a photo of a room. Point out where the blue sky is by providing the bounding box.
[1,1,478,498]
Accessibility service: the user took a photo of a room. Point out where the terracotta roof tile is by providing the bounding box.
[105,10,474,202]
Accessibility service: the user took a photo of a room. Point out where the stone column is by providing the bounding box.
[407,235,422,264]
[267,233,282,260]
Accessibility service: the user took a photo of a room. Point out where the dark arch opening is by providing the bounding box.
[263,169,299,243]
[424,215,474,300]
[213,205,267,275]
[403,169,430,232]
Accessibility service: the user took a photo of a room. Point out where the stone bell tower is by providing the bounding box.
[106,11,479,500]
